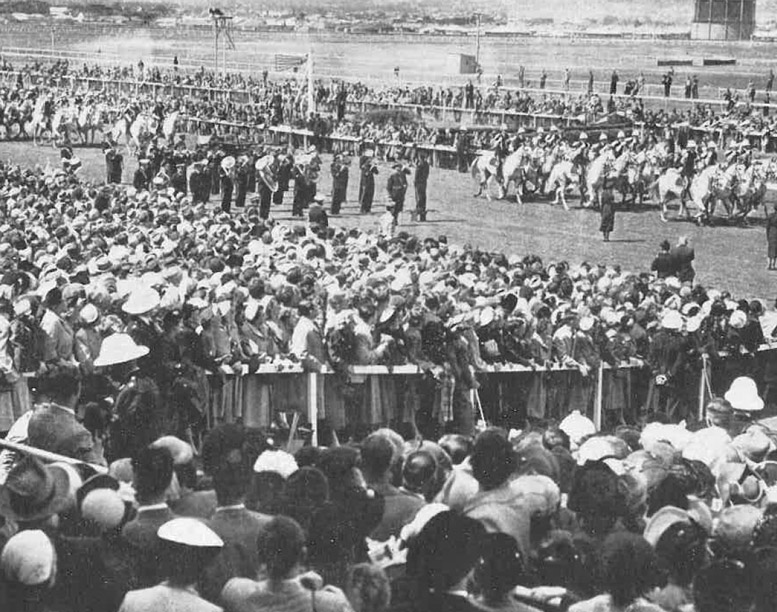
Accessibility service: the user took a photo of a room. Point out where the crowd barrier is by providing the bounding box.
[200,344,777,445]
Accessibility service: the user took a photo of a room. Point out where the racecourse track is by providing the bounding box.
[2,139,774,302]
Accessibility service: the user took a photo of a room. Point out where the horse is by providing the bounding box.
[731,160,774,221]
[650,167,686,222]
[585,149,616,209]
[112,112,157,156]
[471,151,500,201]
[544,159,578,210]
[689,165,738,224]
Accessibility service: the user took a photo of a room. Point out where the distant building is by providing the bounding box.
[691,0,755,40]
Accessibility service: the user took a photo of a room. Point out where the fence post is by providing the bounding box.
[307,372,319,446]
[594,365,604,430]
[698,354,707,422]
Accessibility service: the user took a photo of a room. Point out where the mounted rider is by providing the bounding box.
[491,123,511,181]
[613,130,630,158]
[570,131,590,196]
[678,140,698,201]
[702,141,718,168]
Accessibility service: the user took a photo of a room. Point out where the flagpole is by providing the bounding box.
[307,48,315,117]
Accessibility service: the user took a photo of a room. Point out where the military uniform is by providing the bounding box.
[414,156,430,221]
[387,166,408,221]
[330,157,349,215]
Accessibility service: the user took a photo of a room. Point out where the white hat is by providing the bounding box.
[724,376,764,412]
[729,310,747,330]
[151,436,194,465]
[661,310,683,331]
[559,409,597,448]
[94,333,150,367]
[643,506,692,547]
[80,303,99,325]
[1,530,56,586]
[220,156,236,170]
[81,489,126,531]
[122,287,161,315]
[579,316,595,332]
[157,518,224,548]
[253,449,298,479]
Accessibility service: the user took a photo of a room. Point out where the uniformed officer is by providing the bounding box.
[133,158,151,191]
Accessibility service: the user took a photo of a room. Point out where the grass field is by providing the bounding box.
[0,139,774,303]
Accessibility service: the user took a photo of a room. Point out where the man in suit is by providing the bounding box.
[330,153,349,215]
[234,155,250,209]
[308,194,328,231]
[121,445,177,588]
[27,365,104,466]
[671,235,696,283]
[201,434,272,601]
[171,163,187,196]
[362,434,425,542]
[413,151,430,222]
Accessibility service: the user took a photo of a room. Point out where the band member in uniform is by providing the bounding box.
[274,152,293,206]
[330,153,349,215]
[387,161,409,223]
[359,150,378,213]
[255,155,278,220]
[220,155,235,214]
[413,151,430,222]
[234,155,250,209]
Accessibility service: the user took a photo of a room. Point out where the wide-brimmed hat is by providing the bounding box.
[661,310,683,331]
[93,333,149,367]
[158,518,224,548]
[122,286,160,315]
[643,505,691,547]
[724,376,764,412]
[0,530,56,586]
[80,303,99,325]
[0,456,71,522]
[220,156,236,170]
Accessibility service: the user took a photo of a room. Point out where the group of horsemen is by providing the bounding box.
[481,123,775,223]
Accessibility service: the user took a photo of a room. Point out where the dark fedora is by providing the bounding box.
[0,456,71,522]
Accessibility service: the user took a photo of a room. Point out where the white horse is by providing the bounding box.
[650,167,686,222]
[470,149,528,202]
[585,149,616,208]
[544,160,578,210]
[689,165,738,224]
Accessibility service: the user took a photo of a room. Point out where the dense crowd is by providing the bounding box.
[3,373,777,612]
[0,57,776,612]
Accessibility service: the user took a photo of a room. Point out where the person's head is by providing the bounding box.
[600,533,663,608]
[345,563,391,612]
[654,521,708,587]
[132,445,174,505]
[678,235,689,247]
[257,516,307,581]
[278,467,330,534]
[360,434,395,484]
[36,364,81,407]
[157,518,223,587]
[402,450,437,498]
[706,397,734,430]
[407,511,486,594]
[647,474,689,516]
[212,450,250,506]
[660,240,671,252]
[438,434,472,465]
[474,533,527,605]
[1,530,57,608]
[693,558,753,612]
[470,428,516,491]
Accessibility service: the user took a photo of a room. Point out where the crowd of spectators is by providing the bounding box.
[1,60,776,158]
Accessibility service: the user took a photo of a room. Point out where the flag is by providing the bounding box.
[274,53,307,73]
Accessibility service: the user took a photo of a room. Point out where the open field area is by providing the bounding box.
[3,25,777,93]
[1,138,774,303]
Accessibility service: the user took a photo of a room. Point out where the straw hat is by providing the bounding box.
[220,156,236,171]
[80,303,99,325]
[661,310,683,331]
[93,333,150,367]
[724,376,764,412]
[157,518,224,548]
[122,286,160,315]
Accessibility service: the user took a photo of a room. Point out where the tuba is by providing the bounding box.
[255,155,278,193]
